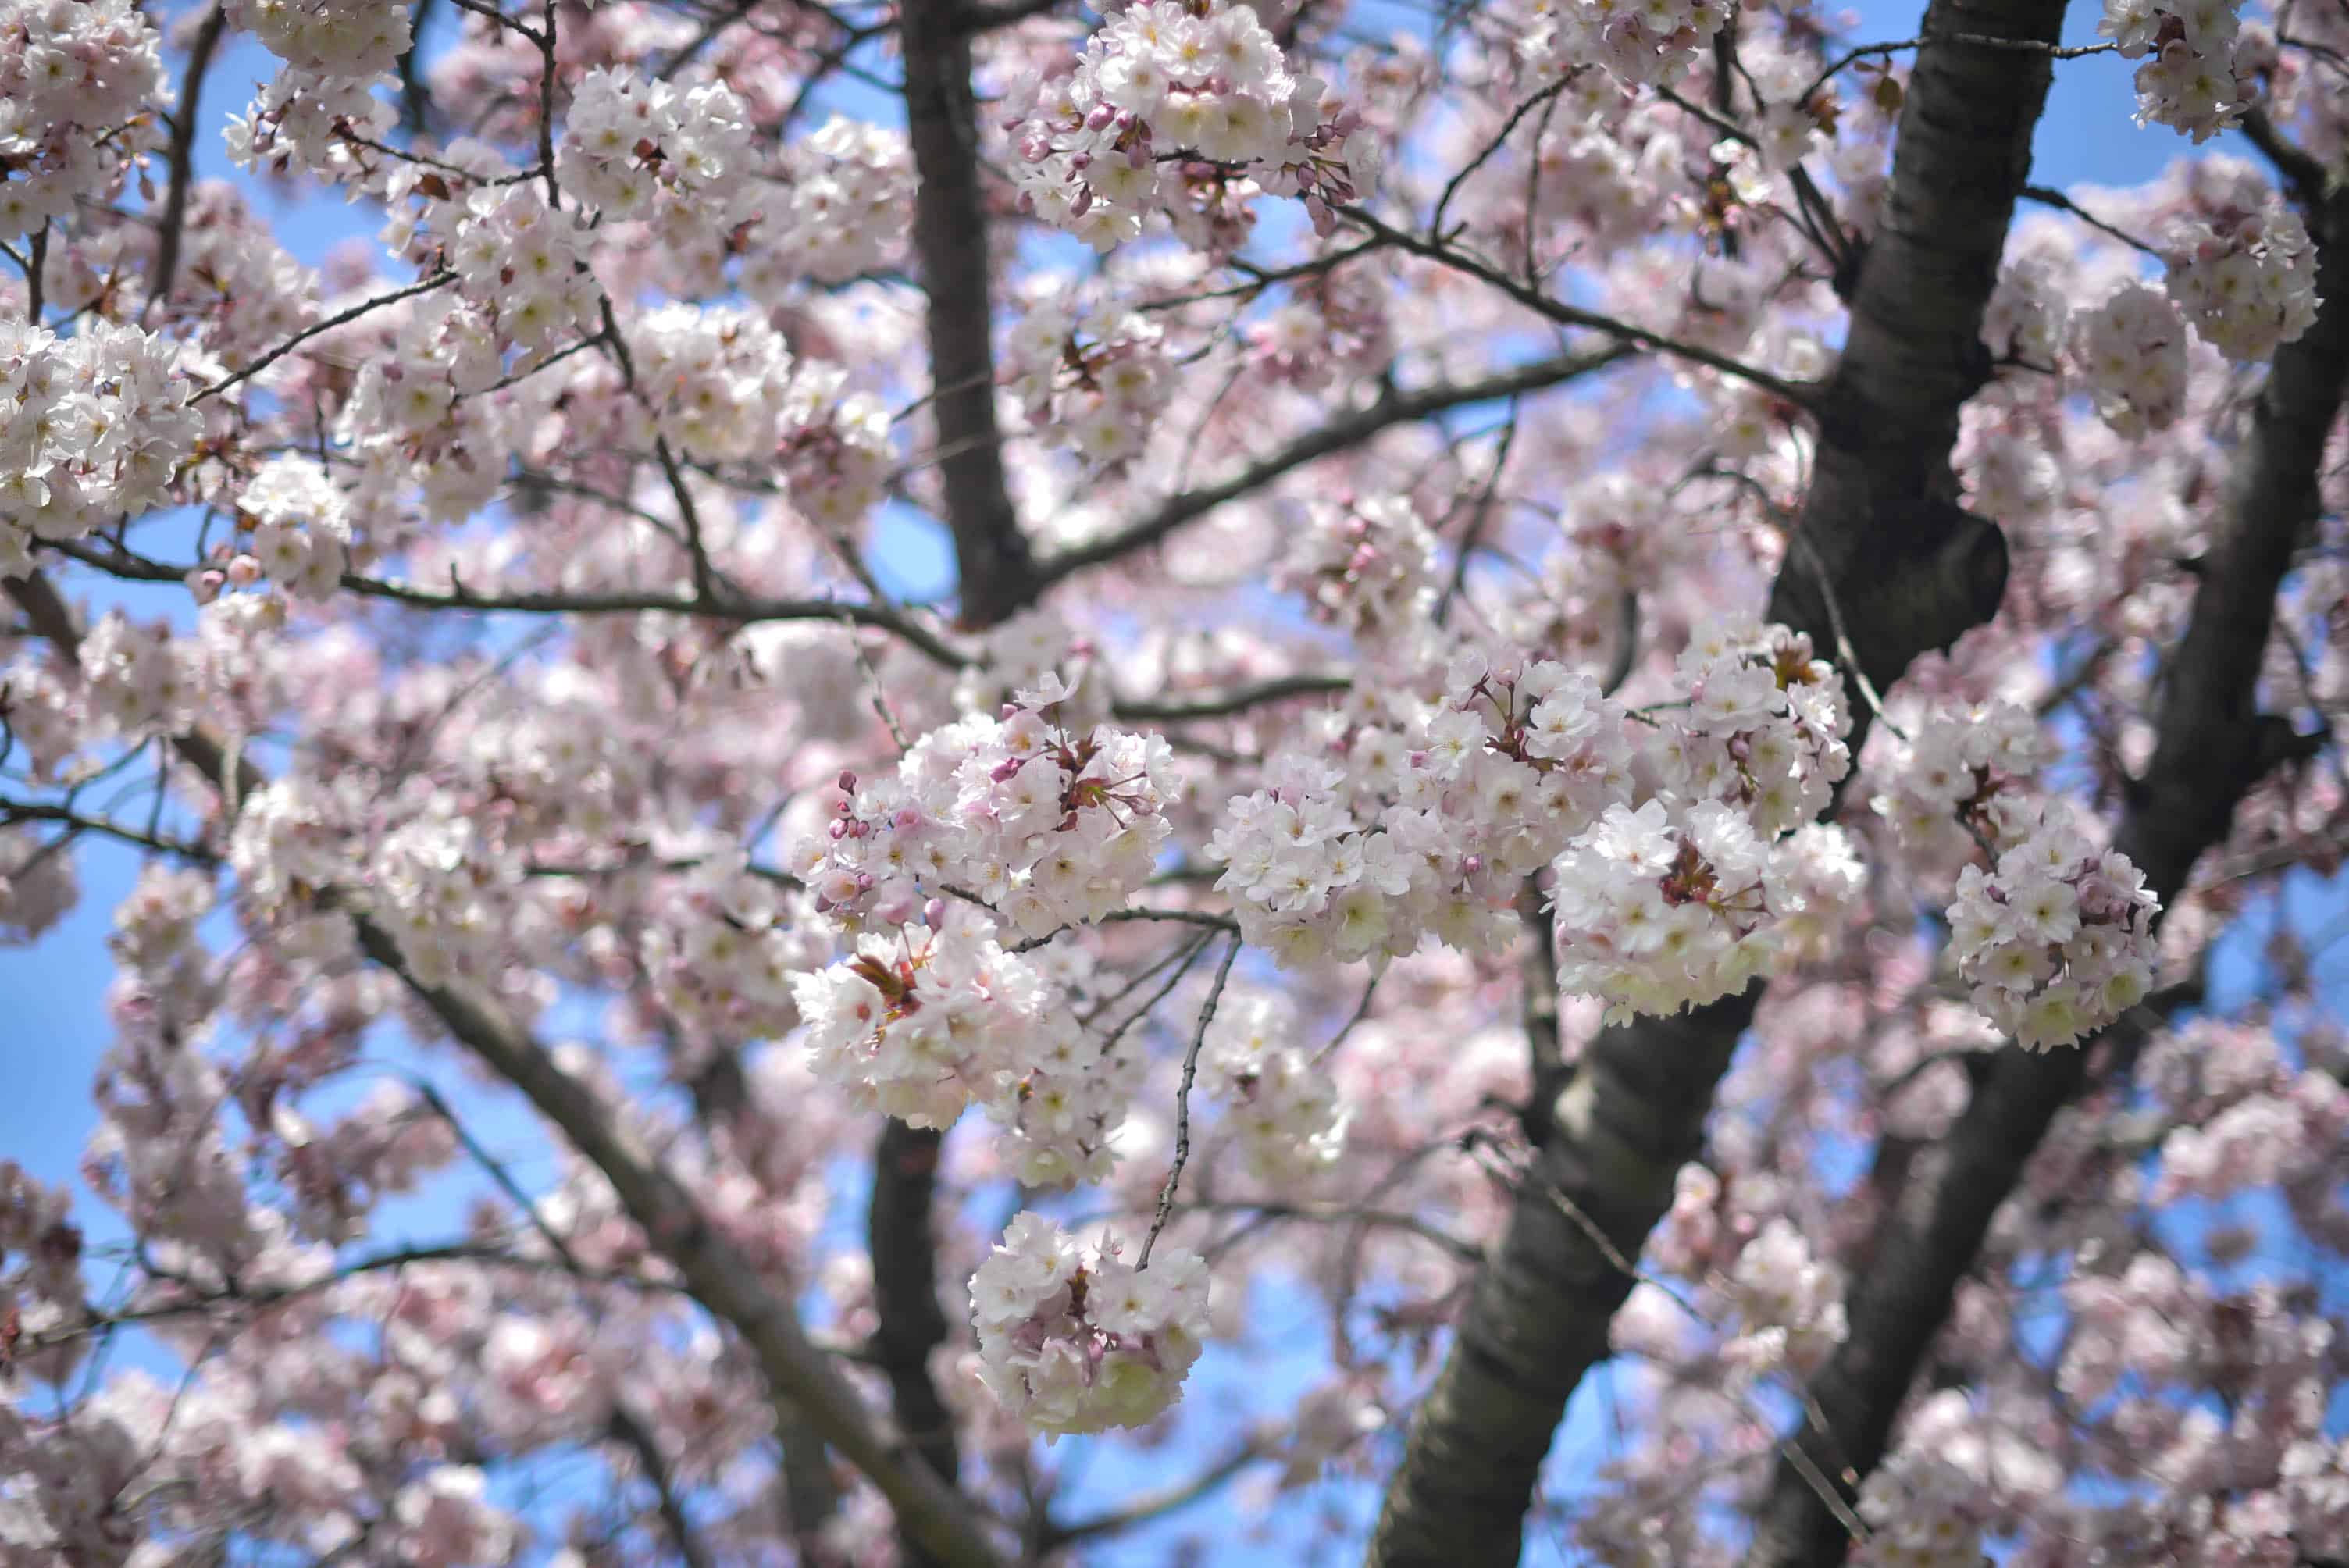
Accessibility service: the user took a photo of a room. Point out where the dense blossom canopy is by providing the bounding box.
[0,0,2345,1559]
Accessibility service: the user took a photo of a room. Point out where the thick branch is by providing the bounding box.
[1031,344,1634,590]
[1743,178,2349,1568]
[902,0,1033,625]
[868,1119,959,1495]
[1367,3,2059,1561]
[144,5,226,316]
[877,0,1044,1548]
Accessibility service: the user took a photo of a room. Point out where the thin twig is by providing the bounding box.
[192,273,458,403]
[1139,935,1242,1267]
[2020,185,2164,258]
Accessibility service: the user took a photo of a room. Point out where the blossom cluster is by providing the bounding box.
[2152,1068,2349,1200]
[447,184,603,354]
[791,914,1134,1185]
[2099,0,2252,141]
[125,185,320,364]
[1872,701,2055,877]
[559,67,757,231]
[1546,624,1857,1021]
[1947,800,2159,1051]
[1275,495,1443,647]
[2164,196,2321,362]
[0,0,168,241]
[233,0,412,81]
[772,360,895,531]
[2070,282,2189,438]
[0,825,77,943]
[968,1212,1210,1435]
[0,319,201,576]
[1854,1395,1994,1568]
[1521,0,1731,90]
[1196,991,1348,1185]
[78,611,205,742]
[1720,1217,1847,1381]
[205,454,352,603]
[1551,802,1862,1024]
[1001,0,1374,249]
[740,116,914,294]
[1209,610,1858,1001]
[1003,294,1173,467]
[369,797,519,991]
[1210,653,1638,968]
[1873,703,2161,1049]
[1656,618,1854,839]
[628,303,797,465]
[390,1465,519,1567]
[798,675,1176,940]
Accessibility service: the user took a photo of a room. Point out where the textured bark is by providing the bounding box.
[901,0,1035,629]
[881,2,1042,1553]
[1743,179,2349,1568]
[1367,3,2062,1561]
[871,1118,961,1495]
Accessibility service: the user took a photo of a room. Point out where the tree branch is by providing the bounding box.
[41,535,972,668]
[902,0,1034,626]
[874,0,1048,1549]
[144,5,226,319]
[1340,209,1816,405]
[1367,2,2058,1560]
[1742,173,2349,1568]
[1030,344,1634,590]
[1040,1433,1276,1547]
[607,1402,717,1568]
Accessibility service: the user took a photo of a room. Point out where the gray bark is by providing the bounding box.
[1367,2,2066,1560]
[1742,174,2349,1568]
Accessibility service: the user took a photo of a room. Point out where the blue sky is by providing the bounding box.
[2,1,2338,1561]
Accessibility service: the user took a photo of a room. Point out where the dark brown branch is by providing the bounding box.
[1114,672,1352,722]
[0,799,216,863]
[1367,2,2058,1560]
[2240,107,2331,205]
[1742,174,2349,1568]
[41,536,971,668]
[191,273,458,403]
[1341,208,1816,405]
[2020,184,2164,258]
[901,0,1035,626]
[875,0,1046,1552]
[144,5,226,318]
[1041,1434,1275,1546]
[1031,344,1634,590]
[1141,935,1242,1266]
[608,1402,716,1568]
